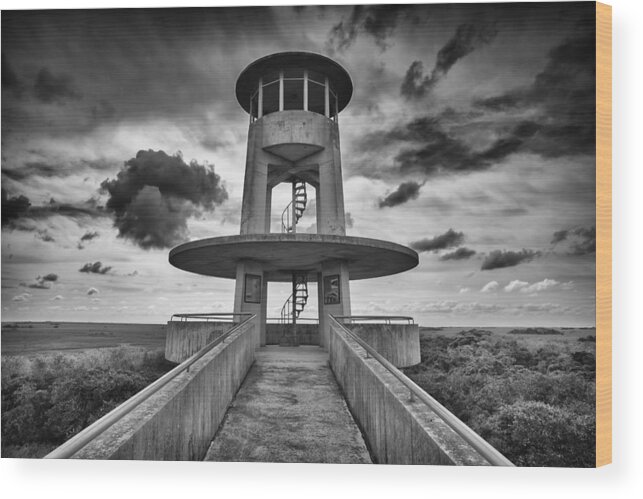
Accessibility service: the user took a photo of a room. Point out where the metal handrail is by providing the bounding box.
[170,312,252,322]
[333,315,415,325]
[329,315,513,466]
[45,314,257,459]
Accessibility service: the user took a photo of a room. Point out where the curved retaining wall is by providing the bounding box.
[71,322,256,460]
[165,321,236,363]
[265,323,319,345]
[348,323,420,368]
[328,320,491,465]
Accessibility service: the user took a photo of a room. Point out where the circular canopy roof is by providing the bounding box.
[235,52,353,114]
[169,234,417,283]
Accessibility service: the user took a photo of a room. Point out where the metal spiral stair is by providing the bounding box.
[281,180,307,233]
[280,275,309,324]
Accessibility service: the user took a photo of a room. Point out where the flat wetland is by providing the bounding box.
[1,321,166,356]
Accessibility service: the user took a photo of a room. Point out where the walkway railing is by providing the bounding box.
[45,314,257,459]
[170,312,252,322]
[329,315,513,466]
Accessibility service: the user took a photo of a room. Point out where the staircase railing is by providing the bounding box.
[281,180,307,233]
[280,274,309,324]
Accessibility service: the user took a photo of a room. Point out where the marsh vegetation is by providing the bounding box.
[403,327,596,467]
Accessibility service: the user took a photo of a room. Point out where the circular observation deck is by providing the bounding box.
[235,52,353,115]
[169,234,418,283]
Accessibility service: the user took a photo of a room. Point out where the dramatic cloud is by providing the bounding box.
[359,116,540,182]
[87,287,99,296]
[2,158,116,181]
[551,226,595,255]
[410,228,464,253]
[25,273,58,289]
[378,181,423,208]
[439,247,476,261]
[101,150,228,249]
[401,23,498,99]
[481,249,541,271]
[79,261,112,275]
[33,68,82,104]
[77,231,100,250]
[474,30,595,158]
[36,230,55,243]
[2,189,107,231]
[326,5,415,53]
[1,189,31,228]
[481,281,499,293]
[1,53,24,97]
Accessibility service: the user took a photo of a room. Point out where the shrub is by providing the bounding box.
[1,347,174,458]
[403,332,596,467]
[477,401,595,467]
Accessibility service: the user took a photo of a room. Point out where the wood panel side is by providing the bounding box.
[595,1,612,468]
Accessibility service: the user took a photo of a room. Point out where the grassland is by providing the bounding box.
[1,322,173,458]
[403,326,596,467]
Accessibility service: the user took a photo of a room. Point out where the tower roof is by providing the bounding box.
[235,51,353,114]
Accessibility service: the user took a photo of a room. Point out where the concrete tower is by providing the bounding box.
[169,52,418,348]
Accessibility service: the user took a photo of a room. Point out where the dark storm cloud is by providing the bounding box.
[101,150,228,249]
[480,249,541,271]
[2,188,107,232]
[79,262,112,275]
[36,230,55,243]
[1,53,24,97]
[326,5,416,53]
[80,231,99,242]
[401,23,498,99]
[378,181,423,208]
[474,30,596,158]
[2,158,116,181]
[1,189,31,228]
[26,273,59,289]
[33,68,82,104]
[410,229,464,253]
[360,117,540,184]
[551,226,595,255]
[439,247,476,261]
[77,230,99,249]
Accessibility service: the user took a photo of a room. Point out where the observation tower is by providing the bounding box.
[169,52,419,347]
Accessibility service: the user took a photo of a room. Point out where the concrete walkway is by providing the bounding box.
[204,346,372,463]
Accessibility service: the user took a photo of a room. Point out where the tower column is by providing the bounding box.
[233,259,266,347]
[318,259,351,349]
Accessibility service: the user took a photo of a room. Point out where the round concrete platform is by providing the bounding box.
[169,234,418,282]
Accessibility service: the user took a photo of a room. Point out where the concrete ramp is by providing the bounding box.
[204,346,371,463]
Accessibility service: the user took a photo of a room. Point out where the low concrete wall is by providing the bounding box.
[328,321,490,465]
[348,323,420,368]
[165,321,236,363]
[265,323,319,345]
[72,321,256,460]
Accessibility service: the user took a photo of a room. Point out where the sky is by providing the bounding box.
[1,3,597,326]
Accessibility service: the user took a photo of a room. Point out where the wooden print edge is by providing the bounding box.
[595,1,612,467]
